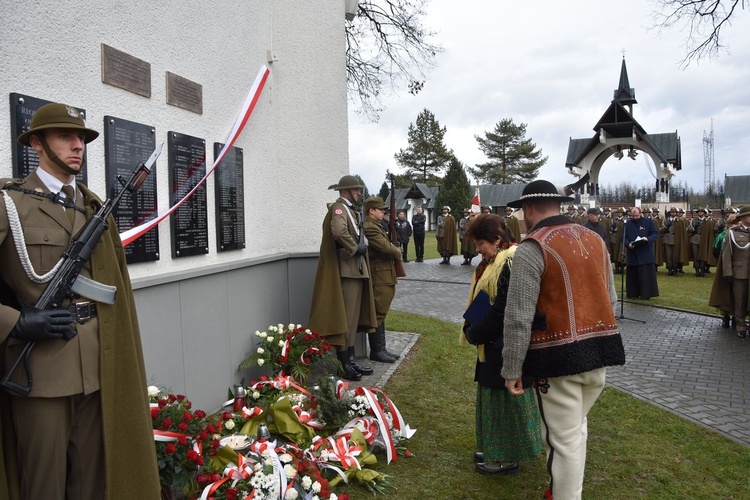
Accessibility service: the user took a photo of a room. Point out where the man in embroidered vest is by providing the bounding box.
[501,179,626,500]
[308,175,377,381]
[0,102,160,499]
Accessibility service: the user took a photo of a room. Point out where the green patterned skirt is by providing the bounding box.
[475,384,543,463]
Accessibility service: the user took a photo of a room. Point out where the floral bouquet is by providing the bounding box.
[238,324,336,383]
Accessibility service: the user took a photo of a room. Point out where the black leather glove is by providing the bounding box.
[355,242,368,256]
[10,307,76,342]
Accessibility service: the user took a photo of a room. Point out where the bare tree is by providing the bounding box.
[651,0,748,67]
[346,0,442,121]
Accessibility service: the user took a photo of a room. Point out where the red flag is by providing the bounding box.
[470,187,481,217]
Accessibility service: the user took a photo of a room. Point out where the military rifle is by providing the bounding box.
[1,143,163,396]
[358,203,366,275]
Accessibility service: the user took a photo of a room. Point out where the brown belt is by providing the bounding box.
[67,301,97,324]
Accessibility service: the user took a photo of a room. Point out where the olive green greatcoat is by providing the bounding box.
[652,216,664,267]
[0,174,160,500]
[504,215,522,243]
[436,214,458,256]
[673,217,690,265]
[610,217,626,264]
[458,216,477,257]
[364,216,402,323]
[308,198,377,344]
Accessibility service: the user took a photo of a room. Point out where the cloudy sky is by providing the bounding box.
[348,0,750,195]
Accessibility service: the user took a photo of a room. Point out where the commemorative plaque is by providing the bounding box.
[103,116,160,264]
[9,93,88,184]
[101,44,151,98]
[168,132,208,258]
[166,72,203,114]
[213,143,245,251]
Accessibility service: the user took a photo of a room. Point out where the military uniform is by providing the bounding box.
[721,208,750,337]
[1,103,159,500]
[458,210,477,265]
[687,209,710,276]
[504,207,522,242]
[609,208,627,273]
[436,207,458,264]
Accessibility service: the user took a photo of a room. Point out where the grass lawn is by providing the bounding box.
[334,311,750,499]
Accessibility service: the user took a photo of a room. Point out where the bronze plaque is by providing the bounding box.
[104,116,160,264]
[165,72,203,114]
[101,44,151,98]
[9,93,88,184]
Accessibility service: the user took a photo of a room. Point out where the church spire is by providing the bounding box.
[613,57,637,108]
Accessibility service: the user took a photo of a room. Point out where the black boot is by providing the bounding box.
[337,350,361,381]
[369,324,397,363]
[377,322,400,359]
[348,346,373,375]
[445,256,451,265]
[722,315,730,328]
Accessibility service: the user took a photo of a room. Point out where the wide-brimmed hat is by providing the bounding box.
[737,205,750,218]
[328,174,364,191]
[18,102,99,146]
[441,206,451,212]
[507,180,575,208]
[364,196,387,212]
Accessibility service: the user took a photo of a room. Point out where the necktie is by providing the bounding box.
[61,185,76,226]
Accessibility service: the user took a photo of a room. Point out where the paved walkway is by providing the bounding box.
[377,257,750,447]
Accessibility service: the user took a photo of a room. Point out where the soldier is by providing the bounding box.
[688,207,709,277]
[722,206,750,337]
[437,206,458,264]
[308,174,377,381]
[363,197,403,361]
[458,208,477,266]
[411,206,426,262]
[394,209,412,262]
[650,207,665,271]
[482,205,492,214]
[565,204,577,221]
[610,207,627,273]
[600,207,613,256]
[504,206,522,242]
[575,205,587,225]
[674,208,689,273]
[0,102,160,498]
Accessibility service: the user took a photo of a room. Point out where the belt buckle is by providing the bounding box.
[75,302,92,324]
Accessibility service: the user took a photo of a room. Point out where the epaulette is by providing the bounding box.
[1,178,25,189]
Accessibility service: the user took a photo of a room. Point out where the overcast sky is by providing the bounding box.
[348,0,750,196]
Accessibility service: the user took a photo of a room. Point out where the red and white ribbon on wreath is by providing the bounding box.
[335,380,349,400]
[279,339,291,364]
[242,405,263,419]
[120,65,271,246]
[292,404,325,430]
[250,374,310,396]
[355,386,397,464]
[338,417,379,444]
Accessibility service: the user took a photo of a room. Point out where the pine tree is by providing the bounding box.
[434,155,472,216]
[377,181,390,200]
[470,118,547,184]
[394,109,452,184]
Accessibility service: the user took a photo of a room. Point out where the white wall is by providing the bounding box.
[1,0,352,408]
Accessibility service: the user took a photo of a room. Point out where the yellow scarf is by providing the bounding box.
[460,245,516,361]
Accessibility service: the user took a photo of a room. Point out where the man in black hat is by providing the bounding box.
[583,207,608,242]
[0,102,160,498]
[501,179,625,500]
[308,175,377,381]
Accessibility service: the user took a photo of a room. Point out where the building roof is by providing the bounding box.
[477,183,529,207]
[385,182,440,210]
[725,175,750,204]
[613,58,637,107]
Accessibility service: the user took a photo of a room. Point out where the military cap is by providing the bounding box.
[18,102,99,146]
[364,196,387,212]
[329,174,365,191]
[726,214,738,225]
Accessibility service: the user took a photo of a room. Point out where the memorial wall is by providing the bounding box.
[0,1,351,409]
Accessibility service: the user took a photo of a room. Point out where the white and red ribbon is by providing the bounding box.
[120,65,271,246]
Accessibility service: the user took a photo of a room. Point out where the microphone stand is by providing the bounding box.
[618,218,646,323]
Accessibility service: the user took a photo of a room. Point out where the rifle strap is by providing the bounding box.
[2,183,86,214]
[1,190,64,283]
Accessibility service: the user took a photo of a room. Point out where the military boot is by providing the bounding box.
[337,350,361,381]
[369,324,396,363]
[348,346,373,375]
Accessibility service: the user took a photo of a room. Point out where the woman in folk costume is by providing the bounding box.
[460,214,542,475]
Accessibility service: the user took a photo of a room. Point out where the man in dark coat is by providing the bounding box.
[394,210,412,262]
[308,174,377,381]
[623,207,660,299]
[0,102,160,499]
[411,206,426,262]
[583,207,608,242]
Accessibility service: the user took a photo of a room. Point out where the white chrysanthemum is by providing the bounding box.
[250,475,262,487]
[348,410,355,418]
[277,323,284,331]
[225,419,235,430]
[301,475,312,489]
[279,453,293,463]
[147,385,159,397]
[267,336,274,343]
[284,464,296,477]
[253,391,261,399]
[254,330,262,337]
[278,340,285,347]
[312,481,321,493]
[259,331,268,338]
[257,359,265,366]
[257,347,265,354]
[284,489,299,500]
[288,323,295,330]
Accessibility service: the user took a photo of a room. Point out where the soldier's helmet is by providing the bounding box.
[18,102,99,146]
[330,175,365,191]
[442,206,451,212]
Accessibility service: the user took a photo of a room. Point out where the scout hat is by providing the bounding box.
[737,205,750,218]
[463,208,471,214]
[642,207,652,214]
[696,206,707,214]
[328,175,364,190]
[616,207,626,214]
[18,102,99,146]
[442,206,451,212]
[364,196,387,212]
[507,180,575,208]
